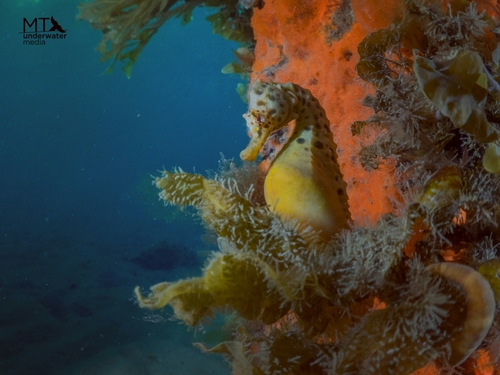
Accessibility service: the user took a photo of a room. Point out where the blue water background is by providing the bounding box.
[0,1,247,373]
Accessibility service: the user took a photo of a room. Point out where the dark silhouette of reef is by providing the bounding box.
[131,241,201,271]
[40,293,94,321]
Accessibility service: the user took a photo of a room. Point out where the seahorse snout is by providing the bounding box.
[240,111,274,161]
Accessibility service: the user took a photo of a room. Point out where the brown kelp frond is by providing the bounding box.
[426,262,495,367]
[413,50,500,144]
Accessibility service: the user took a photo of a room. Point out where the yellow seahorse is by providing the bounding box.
[240,80,350,240]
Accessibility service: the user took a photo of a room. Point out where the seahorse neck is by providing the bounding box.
[273,85,339,172]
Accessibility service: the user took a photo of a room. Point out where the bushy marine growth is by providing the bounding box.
[348,0,500,372]
[135,80,500,374]
[77,0,255,77]
[353,0,500,176]
[76,0,500,373]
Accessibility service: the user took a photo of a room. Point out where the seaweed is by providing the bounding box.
[131,79,500,373]
[77,0,254,77]
[134,165,500,374]
[354,0,500,185]
[74,0,500,372]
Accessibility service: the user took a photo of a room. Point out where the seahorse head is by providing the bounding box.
[240,80,298,161]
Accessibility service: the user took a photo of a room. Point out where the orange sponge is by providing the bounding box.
[251,0,401,224]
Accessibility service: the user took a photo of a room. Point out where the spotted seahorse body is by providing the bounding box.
[240,80,350,240]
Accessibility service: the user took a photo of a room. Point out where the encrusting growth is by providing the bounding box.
[135,81,498,375]
[76,0,500,373]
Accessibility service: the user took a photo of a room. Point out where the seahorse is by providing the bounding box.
[240,80,350,240]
